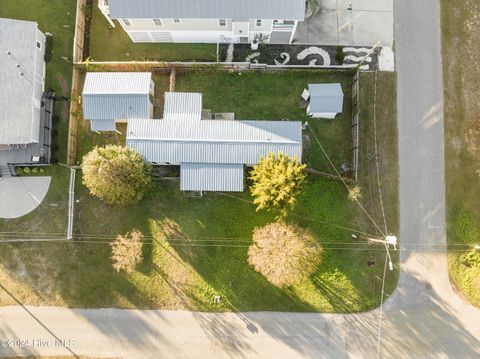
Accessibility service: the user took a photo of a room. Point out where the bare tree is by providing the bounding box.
[248,222,322,287]
[111,230,144,273]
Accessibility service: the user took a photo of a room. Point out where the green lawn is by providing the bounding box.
[174,70,353,170]
[88,5,216,62]
[0,0,76,164]
[0,69,398,312]
[441,0,480,306]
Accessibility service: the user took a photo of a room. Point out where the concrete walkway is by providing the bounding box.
[0,177,51,219]
[0,1,479,358]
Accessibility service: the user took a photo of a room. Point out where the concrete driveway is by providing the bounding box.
[293,0,394,46]
[0,177,51,219]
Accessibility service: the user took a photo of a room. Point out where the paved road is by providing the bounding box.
[0,1,479,358]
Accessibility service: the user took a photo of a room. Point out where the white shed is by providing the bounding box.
[82,72,154,132]
[305,83,344,119]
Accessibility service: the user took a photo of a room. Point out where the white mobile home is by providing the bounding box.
[0,18,54,172]
[99,0,305,44]
[127,92,303,192]
[82,72,154,132]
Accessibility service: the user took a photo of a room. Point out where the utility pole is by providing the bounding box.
[366,235,397,270]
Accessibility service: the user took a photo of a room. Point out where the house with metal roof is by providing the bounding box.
[0,18,54,176]
[82,72,154,132]
[304,83,344,119]
[98,0,305,44]
[126,92,303,193]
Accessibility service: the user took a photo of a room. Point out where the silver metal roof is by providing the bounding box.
[90,119,117,132]
[308,83,344,113]
[180,163,244,192]
[82,72,152,121]
[109,0,306,21]
[83,72,151,94]
[164,92,202,121]
[127,119,302,165]
[0,18,43,144]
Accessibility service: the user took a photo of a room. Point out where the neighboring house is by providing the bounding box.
[82,72,154,132]
[127,92,302,193]
[99,0,306,44]
[304,83,344,119]
[0,18,53,176]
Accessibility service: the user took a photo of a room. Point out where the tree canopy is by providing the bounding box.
[248,221,323,287]
[249,152,307,217]
[82,145,152,204]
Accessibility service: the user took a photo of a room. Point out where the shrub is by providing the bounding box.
[111,230,144,273]
[82,145,152,204]
[459,250,480,268]
[249,152,306,218]
[248,222,322,287]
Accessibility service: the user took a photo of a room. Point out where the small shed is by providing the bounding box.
[82,72,154,132]
[305,83,344,119]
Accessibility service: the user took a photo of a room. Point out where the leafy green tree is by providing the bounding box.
[111,230,144,273]
[249,152,307,217]
[82,145,151,204]
[248,221,323,287]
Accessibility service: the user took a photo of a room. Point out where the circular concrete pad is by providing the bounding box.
[0,176,51,219]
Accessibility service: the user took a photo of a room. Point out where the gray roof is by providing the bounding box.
[109,0,306,21]
[82,72,152,121]
[180,163,244,191]
[308,83,344,113]
[126,119,302,165]
[0,18,43,144]
[90,119,117,132]
[164,92,202,121]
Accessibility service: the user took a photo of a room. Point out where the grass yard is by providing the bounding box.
[174,70,353,170]
[441,0,480,306]
[0,69,398,312]
[88,5,216,62]
[0,0,76,164]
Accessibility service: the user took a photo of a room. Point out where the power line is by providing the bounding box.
[0,232,473,246]
[0,237,472,251]
[372,69,388,236]
[306,122,387,237]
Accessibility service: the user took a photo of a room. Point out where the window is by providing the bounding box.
[153,18,162,26]
[273,20,295,28]
[219,19,226,27]
[36,41,41,49]
[122,19,132,26]
[173,18,181,23]
[256,19,262,27]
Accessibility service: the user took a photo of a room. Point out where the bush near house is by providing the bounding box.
[249,152,307,218]
[82,145,152,204]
